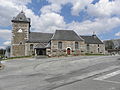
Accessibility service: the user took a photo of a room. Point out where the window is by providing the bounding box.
[98,44,99,47]
[18,29,23,33]
[58,42,62,49]
[30,44,33,50]
[19,41,23,45]
[75,42,79,49]
[87,44,89,52]
[98,48,100,53]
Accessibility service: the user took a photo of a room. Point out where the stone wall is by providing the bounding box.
[86,44,105,54]
[25,43,48,56]
[50,40,86,56]
[12,45,25,56]
[11,22,30,57]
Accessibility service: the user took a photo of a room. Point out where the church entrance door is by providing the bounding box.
[67,48,71,55]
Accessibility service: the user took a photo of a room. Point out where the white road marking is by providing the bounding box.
[94,70,120,80]
[96,79,120,84]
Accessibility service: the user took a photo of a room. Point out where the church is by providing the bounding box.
[11,11,105,57]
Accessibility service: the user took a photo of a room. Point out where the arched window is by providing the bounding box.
[58,42,62,49]
[30,44,33,50]
[75,42,79,49]
[19,41,23,45]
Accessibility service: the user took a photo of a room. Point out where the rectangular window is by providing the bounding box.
[98,48,100,53]
[58,42,62,49]
[75,42,79,49]
[87,44,89,52]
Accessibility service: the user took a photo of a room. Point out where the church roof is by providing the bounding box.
[26,32,53,43]
[12,11,30,23]
[26,30,103,44]
[81,35,103,44]
[51,30,83,41]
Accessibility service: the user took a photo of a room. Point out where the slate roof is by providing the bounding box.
[12,11,30,23]
[81,35,103,44]
[51,30,83,41]
[26,32,53,43]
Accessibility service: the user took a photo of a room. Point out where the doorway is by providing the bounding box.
[67,48,71,55]
[36,48,46,55]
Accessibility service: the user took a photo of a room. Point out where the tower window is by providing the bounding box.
[20,17,22,20]
[18,29,23,33]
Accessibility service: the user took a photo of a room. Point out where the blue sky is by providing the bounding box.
[0,0,120,48]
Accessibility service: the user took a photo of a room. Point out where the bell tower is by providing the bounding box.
[11,11,31,57]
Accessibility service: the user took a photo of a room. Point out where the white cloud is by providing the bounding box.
[0,30,11,40]
[0,46,5,49]
[0,0,120,45]
[3,41,11,46]
[34,12,66,32]
[0,0,31,26]
[115,32,120,36]
[40,4,61,14]
[87,0,120,17]
[7,0,31,5]
[45,0,94,16]
[71,0,93,16]
[67,17,120,35]
[0,0,19,26]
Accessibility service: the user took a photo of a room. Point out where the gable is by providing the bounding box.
[81,35,103,44]
[51,30,83,41]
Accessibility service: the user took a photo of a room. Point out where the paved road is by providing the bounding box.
[0,55,120,90]
[54,67,120,90]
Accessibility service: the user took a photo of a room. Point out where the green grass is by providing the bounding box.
[85,53,106,56]
[1,56,32,61]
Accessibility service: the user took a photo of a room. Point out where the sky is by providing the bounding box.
[0,0,120,49]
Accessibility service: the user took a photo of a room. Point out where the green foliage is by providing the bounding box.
[0,49,5,56]
[85,53,105,56]
[2,56,32,61]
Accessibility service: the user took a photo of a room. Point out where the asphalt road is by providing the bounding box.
[0,55,120,90]
[54,68,120,90]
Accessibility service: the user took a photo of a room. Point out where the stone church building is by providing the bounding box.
[11,11,105,57]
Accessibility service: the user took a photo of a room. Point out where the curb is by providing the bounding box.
[43,66,120,90]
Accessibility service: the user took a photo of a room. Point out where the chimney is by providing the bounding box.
[92,32,96,38]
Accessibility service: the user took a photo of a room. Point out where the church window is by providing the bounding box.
[98,48,100,53]
[30,44,33,50]
[19,42,23,45]
[75,42,79,49]
[58,42,62,49]
[87,44,89,51]
[98,44,99,47]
